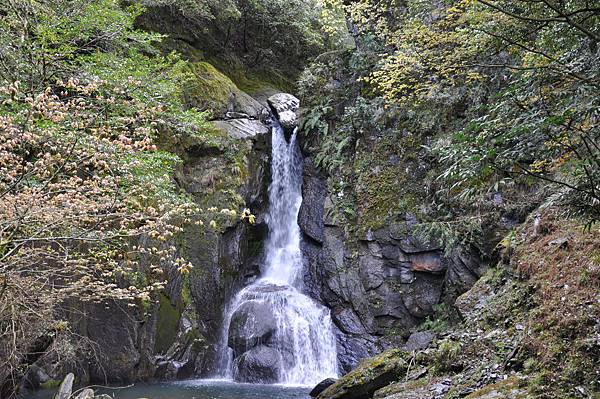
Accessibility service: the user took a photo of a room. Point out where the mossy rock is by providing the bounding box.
[207,57,293,95]
[373,377,429,399]
[155,293,182,354]
[465,377,528,399]
[318,349,409,399]
[352,133,426,234]
[182,62,265,118]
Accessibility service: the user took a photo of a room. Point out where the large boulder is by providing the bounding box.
[228,300,277,355]
[310,378,338,397]
[267,93,300,131]
[318,349,408,399]
[233,345,281,383]
[183,62,267,119]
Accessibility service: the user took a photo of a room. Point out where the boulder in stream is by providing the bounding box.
[228,300,277,355]
[310,378,338,397]
[233,345,282,383]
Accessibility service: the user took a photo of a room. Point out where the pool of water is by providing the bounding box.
[26,379,312,399]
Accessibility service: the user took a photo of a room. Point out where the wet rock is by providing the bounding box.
[333,308,367,335]
[445,249,487,299]
[335,333,379,374]
[402,331,435,352]
[83,302,144,382]
[359,250,385,291]
[228,300,276,355]
[267,93,300,131]
[153,310,204,380]
[400,275,444,319]
[311,378,338,397]
[318,349,408,399]
[233,345,281,383]
[213,118,270,140]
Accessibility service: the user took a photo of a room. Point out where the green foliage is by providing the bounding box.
[141,0,327,71]
[320,0,355,49]
[419,303,455,333]
[351,0,600,222]
[301,0,600,256]
[0,0,158,87]
[413,217,486,256]
[0,1,239,394]
[121,150,189,208]
[431,339,463,374]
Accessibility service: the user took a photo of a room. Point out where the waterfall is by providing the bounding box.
[218,122,338,386]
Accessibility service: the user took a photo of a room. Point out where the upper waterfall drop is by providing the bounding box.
[262,123,304,285]
[218,99,338,386]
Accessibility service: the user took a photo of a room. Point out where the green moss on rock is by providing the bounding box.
[465,377,527,399]
[352,133,426,234]
[39,379,61,390]
[182,61,240,115]
[155,293,182,354]
[318,349,409,399]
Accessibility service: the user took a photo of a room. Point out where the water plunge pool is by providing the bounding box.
[27,379,312,399]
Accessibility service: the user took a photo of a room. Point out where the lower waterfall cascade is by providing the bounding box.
[217,121,338,386]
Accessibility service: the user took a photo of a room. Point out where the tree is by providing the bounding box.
[0,1,212,395]
[330,0,600,221]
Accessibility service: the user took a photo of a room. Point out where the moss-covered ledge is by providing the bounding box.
[318,349,410,399]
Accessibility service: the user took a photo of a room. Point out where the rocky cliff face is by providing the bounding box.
[143,73,278,380]
[298,155,488,373]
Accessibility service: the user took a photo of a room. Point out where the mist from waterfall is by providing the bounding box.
[218,122,338,386]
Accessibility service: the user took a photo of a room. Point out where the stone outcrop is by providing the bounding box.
[233,345,281,383]
[298,152,487,373]
[213,119,270,140]
[317,350,408,399]
[55,373,74,399]
[402,331,436,352]
[228,301,276,356]
[267,93,300,132]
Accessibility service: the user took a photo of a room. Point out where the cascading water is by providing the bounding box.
[218,122,338,386]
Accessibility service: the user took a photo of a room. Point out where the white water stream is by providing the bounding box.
[218,123,338,386]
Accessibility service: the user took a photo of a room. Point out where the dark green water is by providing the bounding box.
[27,379,312,399]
